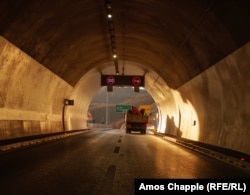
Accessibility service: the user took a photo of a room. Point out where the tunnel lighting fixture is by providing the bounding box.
[105,0,119,75]
[107,14,112,19]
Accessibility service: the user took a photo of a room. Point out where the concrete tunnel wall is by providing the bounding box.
[177,42,250,154]
[0,36,73,139]
[0,34,249,155]
[152,42,250,155]
[64,69,101,130]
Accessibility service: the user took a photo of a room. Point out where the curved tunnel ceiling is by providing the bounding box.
[0,0,249,89]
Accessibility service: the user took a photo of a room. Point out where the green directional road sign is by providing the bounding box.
[116,104,131,112]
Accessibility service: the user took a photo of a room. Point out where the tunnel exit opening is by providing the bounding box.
[87,86,156,130]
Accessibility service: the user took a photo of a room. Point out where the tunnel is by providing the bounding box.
[0,0,250,157]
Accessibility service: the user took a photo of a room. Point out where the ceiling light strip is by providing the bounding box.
[105,0,119,75]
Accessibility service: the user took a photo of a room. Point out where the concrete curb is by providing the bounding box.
[0,131,87,153]
[160,135,250,171]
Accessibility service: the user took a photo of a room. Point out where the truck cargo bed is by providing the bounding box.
[125,114,148,134]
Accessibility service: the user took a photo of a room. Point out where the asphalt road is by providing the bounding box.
[0,129,250,195]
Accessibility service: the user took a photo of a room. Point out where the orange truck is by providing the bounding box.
[125,106,148,134]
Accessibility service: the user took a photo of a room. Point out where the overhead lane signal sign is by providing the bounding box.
[106,75,116,85]
[101,75,145,87]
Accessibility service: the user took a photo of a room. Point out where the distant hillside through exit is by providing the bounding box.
[88,86,155,125]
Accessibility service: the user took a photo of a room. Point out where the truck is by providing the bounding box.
[125,106,148,134]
